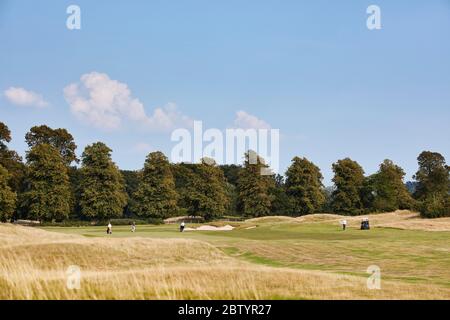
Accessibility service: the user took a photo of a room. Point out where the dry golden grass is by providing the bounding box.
[335,210,450,232]
[373,213,450,231]
[1,223,449,300]
[247,210,450,232]
[2,263,448,300]
[246,216,299,224]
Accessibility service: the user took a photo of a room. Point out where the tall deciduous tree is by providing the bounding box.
[132,152,178,218]
[237,151,274,217]
[25,125,78,165]
[0,122,12,147]
[220,164,242,186]
[79,142,127,220]
[25,125,79,217]
[173,162,196,214]
[173,159,229,220]
[67,166,83,218]
[331,158,365,215]
[0,164,17,221]
[369,159,414,211]
[121,170,140,217]
[285,157,325,215]
[269,174,292,215]
[20,144,72,221]
[413,151,449,218]
[218,164,242,215]
[0,121,25,193]
[194,158,229,220]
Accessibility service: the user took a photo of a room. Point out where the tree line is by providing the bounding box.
[0,122,448,222]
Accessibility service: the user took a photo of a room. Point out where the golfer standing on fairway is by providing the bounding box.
[107,222,112,234]
[341,219,347,230]
[180,221,185,232]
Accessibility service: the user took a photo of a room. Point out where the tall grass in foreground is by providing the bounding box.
[0,224,449,299]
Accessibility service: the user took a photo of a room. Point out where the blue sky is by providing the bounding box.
[1,0,449,185]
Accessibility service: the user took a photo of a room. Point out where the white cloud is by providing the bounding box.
[233,110,271,130]
[3,87,48,107]
[63,72,193,131]
[147,102,194,132]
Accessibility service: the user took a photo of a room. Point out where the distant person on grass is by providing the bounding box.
[341,219,347,231]
[107,222,112,234]
[180,221,185,232]
[131,221,136,233]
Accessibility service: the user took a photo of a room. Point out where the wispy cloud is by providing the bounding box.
[3,87,48,107]
[233,110,271,130]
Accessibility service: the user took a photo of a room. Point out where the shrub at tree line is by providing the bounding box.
[0,121,448,222]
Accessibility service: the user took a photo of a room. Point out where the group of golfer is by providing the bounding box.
[105,218,368,234]
[106,221,136,234]
[340,218,371,230]
[106,220,186,234]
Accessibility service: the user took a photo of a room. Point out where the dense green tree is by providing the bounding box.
[360,175,376,211]
[25,125,79,217]
[237,151,274,217]
[131,152,178,218]
[419,195,449,218]
[220,165,243,215]
[369,160,414,211]
[0,164,17,221]
[121,170,140,198]
[121,170,140,217]
[413,151,449,218]
[195,158,230,220]
[173,159,229,220]
[0,122,12,147]
[67,166,83,218]
[414,152,448,198]
[331,158,365,215]
[20,144,72,221]
[25,125,78,165]
[79,142,127,220]
[220,164,242,186]
[269,174,292,215]
[322,186,335,213]
[173,162,196,214]
[285,157,325,215]
[0,122,25,193]
[224,182,239,215]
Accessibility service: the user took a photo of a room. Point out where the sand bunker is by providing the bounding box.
[185,225,234,231]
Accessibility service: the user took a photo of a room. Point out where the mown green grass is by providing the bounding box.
[43,220,450,288]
